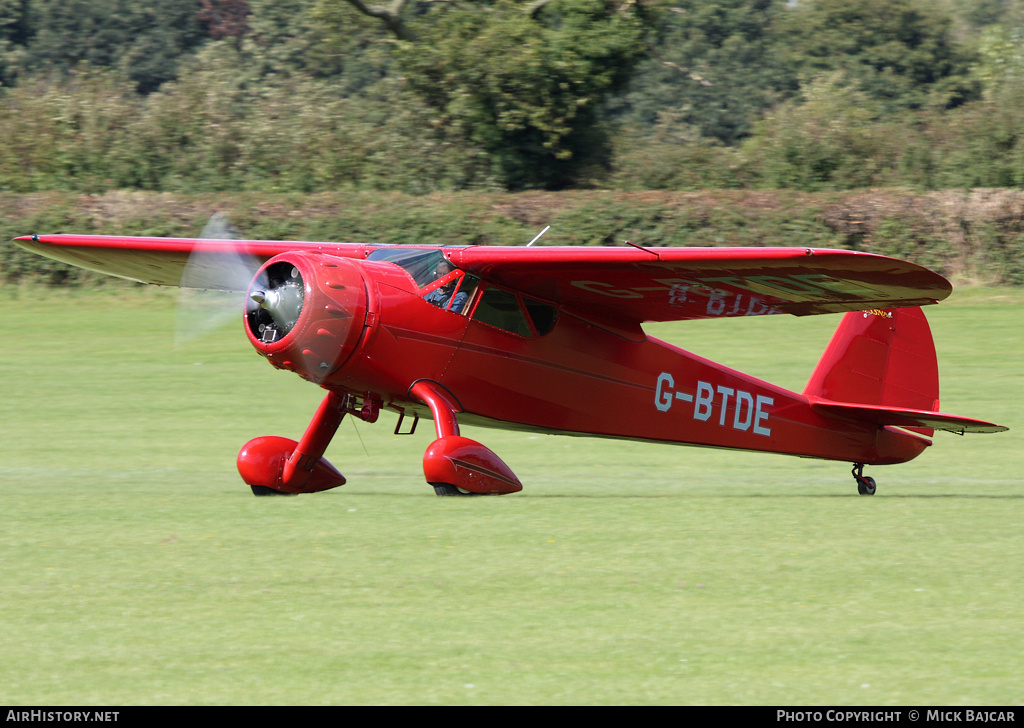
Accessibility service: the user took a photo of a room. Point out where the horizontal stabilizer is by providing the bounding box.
[811,400,1007,435]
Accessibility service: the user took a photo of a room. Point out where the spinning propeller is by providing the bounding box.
[174,212,265,347]
[173,212,368,385]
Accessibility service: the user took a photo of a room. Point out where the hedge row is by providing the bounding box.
[3,188,1022,286]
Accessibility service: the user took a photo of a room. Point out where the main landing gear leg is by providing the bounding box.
[410,380,523,497]
[237,391,348,495]
[852,462,877,496]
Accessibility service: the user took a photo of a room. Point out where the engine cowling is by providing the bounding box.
[245,253,369,383]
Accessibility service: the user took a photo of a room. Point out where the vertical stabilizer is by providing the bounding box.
[804,307,940,413]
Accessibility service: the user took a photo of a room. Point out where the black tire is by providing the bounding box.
[432,483,479,497]
[857,476,877,496]
[250,484,294,496]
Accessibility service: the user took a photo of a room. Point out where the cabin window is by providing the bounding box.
[470,286,557,337]
[466,286,557,337]
[524,297,558,336]
[472,286,532,336]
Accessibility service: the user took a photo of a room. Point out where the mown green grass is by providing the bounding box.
[2,285,1021,705]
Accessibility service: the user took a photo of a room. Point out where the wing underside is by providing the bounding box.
[14,235,952,324]
[12,234,371,290]
[447,245,952,323]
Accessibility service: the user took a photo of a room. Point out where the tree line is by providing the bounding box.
[1,0,1023,194]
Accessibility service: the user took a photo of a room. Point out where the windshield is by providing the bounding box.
[366,248,448,288]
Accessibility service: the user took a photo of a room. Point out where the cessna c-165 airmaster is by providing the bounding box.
[15,232,1006,496]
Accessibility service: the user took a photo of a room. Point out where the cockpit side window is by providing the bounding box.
[365,248,557,333]
[424,271,480,314]
[448,274,480,314]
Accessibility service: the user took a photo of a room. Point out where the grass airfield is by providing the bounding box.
[2,285,1021,705]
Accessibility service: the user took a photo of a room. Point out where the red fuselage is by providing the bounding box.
[294,255,927,467]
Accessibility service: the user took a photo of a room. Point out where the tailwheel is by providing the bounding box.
[852,463,877,496]
[857,476,877,496]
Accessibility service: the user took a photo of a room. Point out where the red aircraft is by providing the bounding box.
[15,233,1006,497]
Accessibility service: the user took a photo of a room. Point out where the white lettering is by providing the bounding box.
[668,283,690,306]
[706,294,726,316]
[733,390,754,431]
[779,710,824,722]
[716,386,734,426]
[823,711,903,722]
[5,710,120,723]
[967,712,1015,723]
[746,297,772,316]
[754,395,773,436]
[655,373,674,412]
[694,381,714,421]
[653,374,772,437]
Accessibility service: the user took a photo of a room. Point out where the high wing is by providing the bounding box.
[12,234,372,290]
[446,245,952,322]
[14,234,951,323]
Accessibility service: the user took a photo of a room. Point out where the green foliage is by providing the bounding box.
[973,23,1024,97]
[613,0,796,147]
[933,95,1024,188]
[0,70,143,193]
[1,0,1024,196]
[741,75,897,191]
[0,0,29,87]
[608,121,746,191]
[236,0,365,82]
[0,51,488,195]
[872,215,949,272]
[391,0,648,190]
[20,0,205,93]
[7,189,1024,287]
[775,0,979,112]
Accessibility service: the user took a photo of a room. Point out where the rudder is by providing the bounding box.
[804,307,939,413]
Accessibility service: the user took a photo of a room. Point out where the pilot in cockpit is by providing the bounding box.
[424,260,469,313]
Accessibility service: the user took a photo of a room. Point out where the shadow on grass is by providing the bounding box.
[327,490,1024,499]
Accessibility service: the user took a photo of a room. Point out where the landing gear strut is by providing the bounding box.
[411,380,523,496]
[852,463,876,496]
[237,392,348,495]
